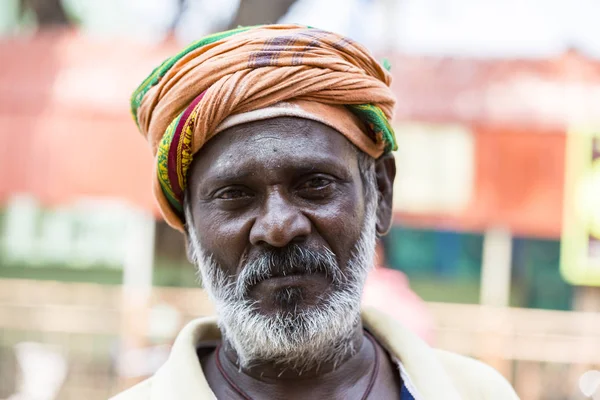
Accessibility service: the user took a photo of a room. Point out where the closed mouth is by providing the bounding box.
[268,266,316,279]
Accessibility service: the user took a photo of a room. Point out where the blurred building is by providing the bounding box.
[1,1,600,399]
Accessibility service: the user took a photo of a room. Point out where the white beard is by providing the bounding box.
[186,200,377,371]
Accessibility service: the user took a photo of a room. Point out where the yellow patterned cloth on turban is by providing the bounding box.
[131,24,397,231]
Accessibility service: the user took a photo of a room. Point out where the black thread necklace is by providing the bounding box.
[215,332,380,400]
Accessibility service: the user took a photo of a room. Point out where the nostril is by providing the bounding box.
[249,194,312,247]
[250,220,310,248]
[290,234,308,245]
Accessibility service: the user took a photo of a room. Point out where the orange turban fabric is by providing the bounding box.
[131,24,397,231]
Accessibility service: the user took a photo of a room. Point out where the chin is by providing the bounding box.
[273,286,322,314]
[221,285,363,371]
[250,275,333,315]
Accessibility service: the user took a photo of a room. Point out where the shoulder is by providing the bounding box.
[110,378,153,400]
[435,350,520,400]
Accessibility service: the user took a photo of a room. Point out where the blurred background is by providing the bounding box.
[1,0,600,399]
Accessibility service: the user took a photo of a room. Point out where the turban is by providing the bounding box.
[131,24,397,231]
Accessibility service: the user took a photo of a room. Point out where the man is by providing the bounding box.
[114,24,518,399]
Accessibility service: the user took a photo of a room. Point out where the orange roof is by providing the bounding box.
[0,30,177,214]
[389,50,600,127]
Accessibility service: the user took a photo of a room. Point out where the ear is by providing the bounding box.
[374,153,396,236]
[182,205,196,264]
[183,227,195,264]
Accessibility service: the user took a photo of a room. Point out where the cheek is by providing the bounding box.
[310,188,365,268]
[192,207,254,274]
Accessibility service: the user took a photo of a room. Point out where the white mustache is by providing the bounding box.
[234,245,342,298]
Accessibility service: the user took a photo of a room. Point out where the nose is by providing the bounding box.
[249,190,311,247]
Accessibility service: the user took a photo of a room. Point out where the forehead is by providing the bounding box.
[189,117,360,181]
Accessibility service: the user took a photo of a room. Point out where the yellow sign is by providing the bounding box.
[560,129,600,286]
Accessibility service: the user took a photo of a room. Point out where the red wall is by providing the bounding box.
[395,125,566,238]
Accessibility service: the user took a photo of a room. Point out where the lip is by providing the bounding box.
[266,274,308,282]
[256,273,322,289]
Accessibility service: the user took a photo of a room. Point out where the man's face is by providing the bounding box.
[187,117,368,309]
[185,117,386,369]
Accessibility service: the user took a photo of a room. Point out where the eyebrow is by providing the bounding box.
[200,157,354,186]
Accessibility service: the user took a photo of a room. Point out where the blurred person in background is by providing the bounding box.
[113,24,517,399]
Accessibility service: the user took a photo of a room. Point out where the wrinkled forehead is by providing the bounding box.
[189,117,362,183]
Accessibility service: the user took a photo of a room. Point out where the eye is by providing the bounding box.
[299,177,333,190]
[296,176,337,200]
[215,188,252,200]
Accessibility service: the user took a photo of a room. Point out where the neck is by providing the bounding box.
[220,323,367,380]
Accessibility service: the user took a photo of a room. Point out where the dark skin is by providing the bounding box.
[185,117,399,399]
